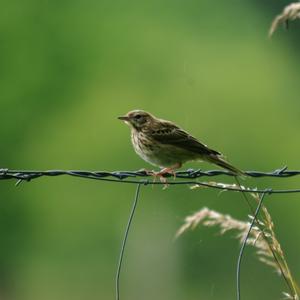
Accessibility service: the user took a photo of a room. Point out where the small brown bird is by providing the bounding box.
[118,110,243,177]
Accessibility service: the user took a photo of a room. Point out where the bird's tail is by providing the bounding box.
[207,154,245,176]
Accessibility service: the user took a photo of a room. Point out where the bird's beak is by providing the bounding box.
[118,115,130,121]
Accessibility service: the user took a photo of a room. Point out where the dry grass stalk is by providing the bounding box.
[177,191,299,299]
[269,2,300,37]
[251,193,299,300]
[176,206,274,270]
[190,181,250,191]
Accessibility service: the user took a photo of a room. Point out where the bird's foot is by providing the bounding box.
[156,168,176,179]
[138,168,154,176]
[154,167,178,189]
[157,163,181,180]
[140,169,170,189]
[140,164,181,189]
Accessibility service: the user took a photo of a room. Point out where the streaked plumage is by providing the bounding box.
[118,110,243,175]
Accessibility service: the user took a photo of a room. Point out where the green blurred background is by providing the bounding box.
[1,0,300,299]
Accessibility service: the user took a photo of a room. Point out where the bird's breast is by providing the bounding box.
[130,130,190,167]
[131,131,152,154]
[130,131,160,165]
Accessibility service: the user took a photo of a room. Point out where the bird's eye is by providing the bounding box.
[135,114,142,120]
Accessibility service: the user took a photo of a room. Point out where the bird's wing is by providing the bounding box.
[147,122,221,156]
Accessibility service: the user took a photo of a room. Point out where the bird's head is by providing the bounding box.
[118,110,154,130]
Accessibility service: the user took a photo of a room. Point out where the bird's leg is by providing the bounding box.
[138,168,155,176]
[138,169,158,188]
[155,162,182,187]
[141,163,181,188]
[156,163,181,178]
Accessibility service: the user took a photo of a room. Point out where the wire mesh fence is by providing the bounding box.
[1,166,300,300]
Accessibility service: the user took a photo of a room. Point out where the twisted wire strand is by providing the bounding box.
[1,167,300,195]
[0,166,299,181]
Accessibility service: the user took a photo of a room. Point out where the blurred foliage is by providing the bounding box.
[1,0,300,299]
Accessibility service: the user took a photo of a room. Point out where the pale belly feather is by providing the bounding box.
[131,131,199,168]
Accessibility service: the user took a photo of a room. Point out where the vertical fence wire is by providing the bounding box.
[236,192,267,300]
[116,183,142,300]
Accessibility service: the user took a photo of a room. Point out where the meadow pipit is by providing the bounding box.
[118,110,244,178]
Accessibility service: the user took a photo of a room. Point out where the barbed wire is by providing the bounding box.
[1,166,300,195]
[1,165,299,182]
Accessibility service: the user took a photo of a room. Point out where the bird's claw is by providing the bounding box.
[150,169,178,189]
[139,168,178,189]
